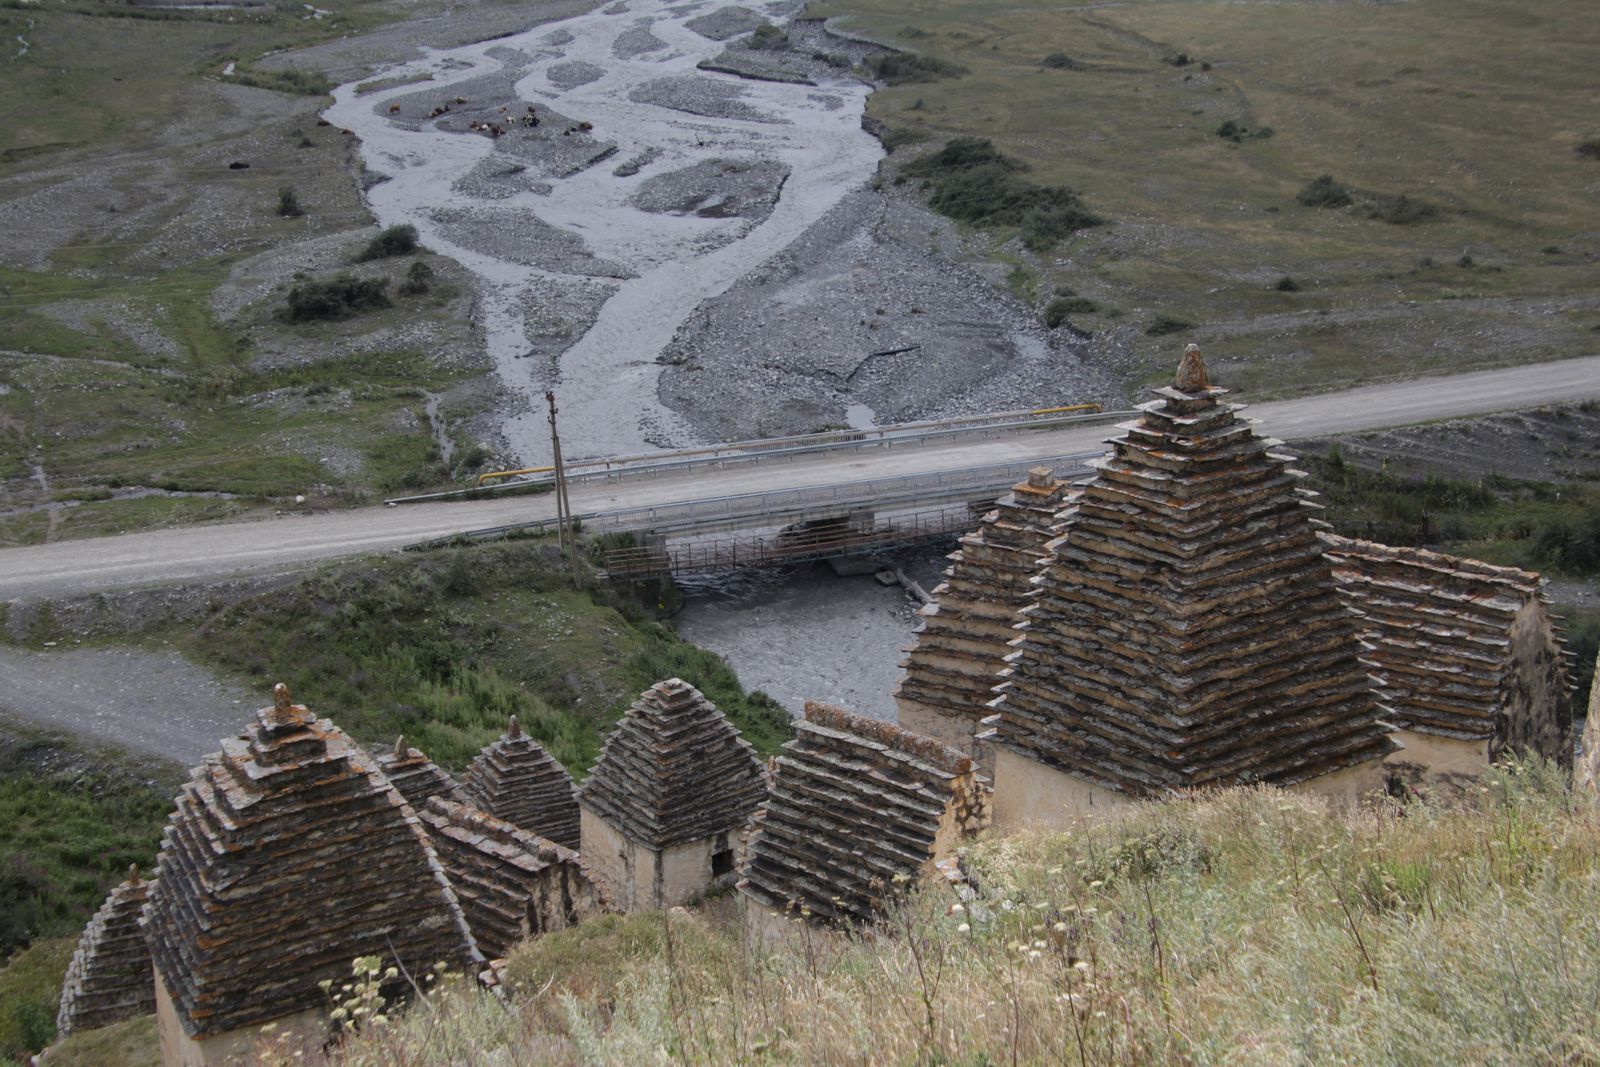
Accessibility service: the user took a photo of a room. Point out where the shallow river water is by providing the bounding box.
[325,1,882,464]
[673,544,950,721]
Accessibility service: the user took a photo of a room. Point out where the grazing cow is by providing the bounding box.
[316,119,331,127]
[455,96,467,104]
[577,121,593,132]
[388,103,401,114]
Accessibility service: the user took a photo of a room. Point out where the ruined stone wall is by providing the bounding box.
[55,868,154,1037]
[739,701,989,928]
[1323,536,1570,771]
[420,798,606,960]
[895,467,1073,753]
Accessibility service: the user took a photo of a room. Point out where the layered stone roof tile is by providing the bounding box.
[462,717,580,850]
[577,678,767,849]
[1324,535,1570,764]
[739,701,990,927]
[376,734,466,810]
[419,798,608,961]
[987,346,1397,795]
[896,466,1076,748]
[56,866,155,1037]
[141,685,482,1039]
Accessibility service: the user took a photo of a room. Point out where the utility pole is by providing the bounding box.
[546,391,580,585]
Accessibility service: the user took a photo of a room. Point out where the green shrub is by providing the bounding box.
[902,137,1099,250]
[747,21,787,51]
[1297,174,1353,208]
[867,53,968,84]
[1216,119,1273,142]
[229,65,332,96]
[1162,51,1192,66]
[276,185,303,218]
[398,260,434,296]
[1042,52,1077,70]
[1045,295,1098,327]
[1575,139,1600,160]
[357,224,419,262]
[1146,313,1193,336]
[1364,193,1439,225]
[1275,276,1301,292]
[285,275,392,322]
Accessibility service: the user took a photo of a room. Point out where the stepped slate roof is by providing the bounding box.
[375,734,466,810]
[987,346,1397,795]
[56,866,155,1037]
[739,701,990,927]
[461,717,580,851]
[419,797,608,961]
[141,685,481,1038]
[577,678,767,849]
[896,466,1075,741]
[1324,535,1571,764]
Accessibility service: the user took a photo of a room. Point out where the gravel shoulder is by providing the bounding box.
[0,644,250,766]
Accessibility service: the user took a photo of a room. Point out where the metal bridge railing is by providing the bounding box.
[601,506,983,579]
[406,451,1102,551]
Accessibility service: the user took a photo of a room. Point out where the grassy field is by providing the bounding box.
[816,0,1600,396]
[0,0,507,545]
[136,764,1600,1065]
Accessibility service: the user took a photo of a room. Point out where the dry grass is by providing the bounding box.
[815,0,1600,397]
[286,761,1600,1065]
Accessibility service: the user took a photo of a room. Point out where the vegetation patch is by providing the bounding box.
[900,137,1099,250]
[175,539,793,774]
[1145,313,1193,336]
[866,52,968,84]
[317,768,1600,1063]
[225,64,333,97]
[284,274,392,322]
[1215,119,1272,142]
[356,224,421,262]
[0,936,75,1060]
[0,725,177,960]
[1297,174,1354,208]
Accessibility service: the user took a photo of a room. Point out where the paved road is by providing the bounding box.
[4,355,1598,602]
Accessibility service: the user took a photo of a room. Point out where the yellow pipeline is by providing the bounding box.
[477,464,554,486]
[1027,402,1101,416]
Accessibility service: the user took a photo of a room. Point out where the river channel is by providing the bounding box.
[325,0,883,464]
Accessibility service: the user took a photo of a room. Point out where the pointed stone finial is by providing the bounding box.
[128,863,140,885]
[1027,466,1054,489]
[507,715,522,740]
[273,683,292,711]
[394,735,409,759]
[1174,343,1209,393]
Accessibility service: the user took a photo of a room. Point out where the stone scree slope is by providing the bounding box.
[985,346,1398,795]
[55,866,156,1037]
[1323,536,1571,766]
[895,466,1077,751]
[461,717,581,851]
[375,734,467,810]
[577,678,768,850]
[740,701,990,927]
[141,685,481,1038]
[419,797,609,962]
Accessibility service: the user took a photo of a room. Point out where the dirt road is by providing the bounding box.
[2,353,1597,602]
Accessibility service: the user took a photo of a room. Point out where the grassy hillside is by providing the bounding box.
[179,764,1600,1065]
[819,0,1600,395]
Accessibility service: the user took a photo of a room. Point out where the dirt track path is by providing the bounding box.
[0,645,250,766]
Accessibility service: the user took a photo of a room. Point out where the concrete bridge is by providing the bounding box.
[3,354,1599,601]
